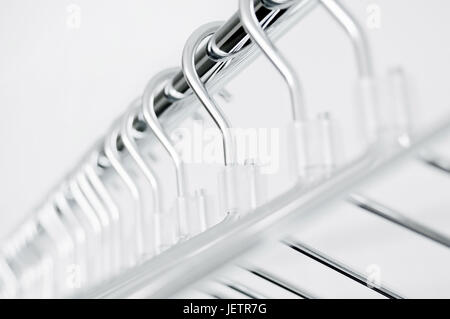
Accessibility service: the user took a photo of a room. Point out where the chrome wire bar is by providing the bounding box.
[349,194,450,248]
[282,239,403,299]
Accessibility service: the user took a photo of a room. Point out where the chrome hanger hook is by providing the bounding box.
[121,101,166,253]
[258,0,373,79]
[240,0,307,122]
[141,68,187,198]
[206,5,280,63]
[103,126,144,260]
[83,153,122,273]
[121,100,162,214]
[243,0,374,112]
[319,0,373,79]
[182,21,236,166]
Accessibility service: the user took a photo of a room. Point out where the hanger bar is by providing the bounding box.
[153,0,292,117]
[151,0,373,121]
[218,279,265,299]
[282,239,403,299]
[246,268,314,298]
[349,194,450,248]
[198,290,223,299]
[421,156,450,175]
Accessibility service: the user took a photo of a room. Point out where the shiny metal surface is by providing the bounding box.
[82,119,450,299]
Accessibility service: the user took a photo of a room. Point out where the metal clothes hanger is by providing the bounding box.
[141,69,196,240]
[53,190,88,287]
[120,102,166,253]
[143,69,188,202]
[83,153,122,274]
[182,22,237,167]
[75,171,112,279]
[103,126,143,265]
[240,0,312,181]
[74,147,128,276]
[240,0,375,181]
[141,69,219,238]
[184,22,271,216]
[68,176,104,283]
[240,0,306,123]
[183,22,264,218]
[238,0,364,177]
[16,150,120,293]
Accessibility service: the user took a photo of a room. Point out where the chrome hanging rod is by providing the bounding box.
[153,0,290,117]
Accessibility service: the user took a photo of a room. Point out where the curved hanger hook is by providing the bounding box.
[121,100,161,214]
[76,166,117,277]
[83,153,122,272]
[245,0,375,142]
[319,0,373,78]
[240,0,306,122]
[68,177,102,238]
[121,102,166,254]
[68,173,106,281]
[260,0,373,78]
[182,21,236,166]
[84,152,120,229]
[103,126,144,259]
[76,172,110,237]
[141,68,187,198]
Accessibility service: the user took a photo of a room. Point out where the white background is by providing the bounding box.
[1,0,450,240]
